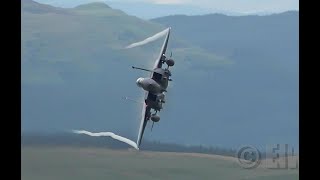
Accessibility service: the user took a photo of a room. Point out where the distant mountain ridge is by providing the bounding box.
[75,2,111,9]
[151,10,299,149]
[33,0,298,19]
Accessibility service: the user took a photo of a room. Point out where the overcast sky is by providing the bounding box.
[168,0,297,12]
[109,0,299,13]
[36,0,299,13]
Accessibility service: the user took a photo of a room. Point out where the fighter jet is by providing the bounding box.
[132,27,175,147]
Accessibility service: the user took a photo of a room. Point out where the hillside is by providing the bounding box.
[152,12,299,148]
[152,11,298,61]
[22,146,299,180]
[22,0,298,149]
[22,0,227,84]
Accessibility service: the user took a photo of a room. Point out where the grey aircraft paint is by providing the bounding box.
[133,27,175,147]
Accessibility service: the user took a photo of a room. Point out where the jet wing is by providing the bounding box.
[137,92,150,146]
[152,27,171,71]
[136,27,171,147]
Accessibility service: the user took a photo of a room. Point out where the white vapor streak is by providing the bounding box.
[72,130,139,150]
[125,28,169,49]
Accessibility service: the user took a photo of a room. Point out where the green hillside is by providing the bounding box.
[22,0,229,85]
[151,12,299,148]
[22,146,298,180]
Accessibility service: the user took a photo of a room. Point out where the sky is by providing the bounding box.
[118,0,299,12]
[36,0,299,13]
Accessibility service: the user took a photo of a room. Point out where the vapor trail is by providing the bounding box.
[125,28,170,49]
[72,130,139,150]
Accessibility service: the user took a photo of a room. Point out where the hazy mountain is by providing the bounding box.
[21,0,230,140]
[152,11,299,55]
[22,0,298,149]
[103,1,217,19]
[104,2,286,19]
[34,0,215,19]
[152,12,299,148]
[33,0,284,19]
